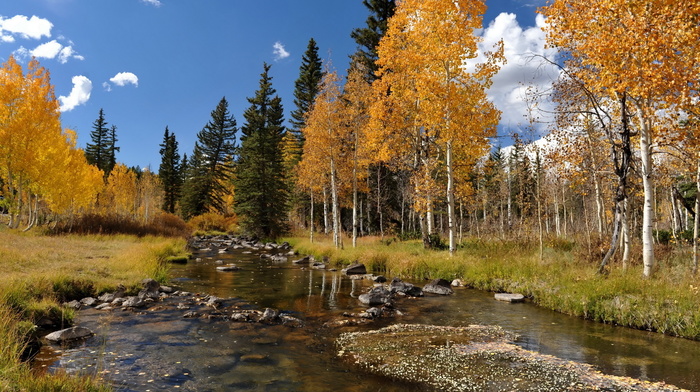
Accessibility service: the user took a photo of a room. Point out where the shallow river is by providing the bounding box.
[36,247,700,391]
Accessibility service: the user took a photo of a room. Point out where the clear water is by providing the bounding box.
[35,247,700,391]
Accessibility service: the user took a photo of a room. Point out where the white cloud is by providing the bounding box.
[30,39,62,59]
[14,39,83,63]
[59,75,92,112]
[109,72,139,87]
[273,41,290,61]
[470,13,560,135]
[141,0,162,6]
[102,82,112,92]
[0,15,52,41]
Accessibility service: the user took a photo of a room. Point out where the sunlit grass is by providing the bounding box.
[0,227,187,390]
[285,233,700,340]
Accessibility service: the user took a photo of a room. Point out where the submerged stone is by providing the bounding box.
[45,326,93,343]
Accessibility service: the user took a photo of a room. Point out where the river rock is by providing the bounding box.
[216,264,240,271]
[64,300,81,310]
[342,263,367,275]
[494,293,525,303]
[259,308,280,322]
[159,285,175,294]
[232,313,249,322]
[138,279,161,299]
[206,296,222,307]
[98,292,115,303]
[311,262,326,269]
[45,326,93,342]
[122,296,145,308]
[280,314,304,328]
[390,278,424,297]
[451,279,465,287]
[373,275,387,283]
[80,297,97,306]
[292,256,311,264]
[270,255,288,263]
[423,279,454,295]
[359,286,393,306]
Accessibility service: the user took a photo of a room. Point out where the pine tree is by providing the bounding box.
[234,63,288,238]
[85,108,117,178]
[289,38,324,151]
[180,97,237,219]
[158,126,182,214]
[350,0,396,81]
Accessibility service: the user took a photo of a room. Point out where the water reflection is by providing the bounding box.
[37,247,700,391]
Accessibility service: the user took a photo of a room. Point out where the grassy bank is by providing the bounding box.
[286,235,700,340]
[0,228,187,391]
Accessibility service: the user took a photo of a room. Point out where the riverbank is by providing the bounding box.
[286,235,700,340]
[0,229,187,391]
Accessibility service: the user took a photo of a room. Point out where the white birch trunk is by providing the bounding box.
[446,140,456,254]
[638,105,655,277]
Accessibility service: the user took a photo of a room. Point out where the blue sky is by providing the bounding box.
[0,0,553,170]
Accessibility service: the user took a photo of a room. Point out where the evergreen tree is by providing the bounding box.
[180,97,237,219]
[85,108,118,178]
[234,63,288,238]
[158,126,182,214]
[289,38,324,151]
[350,0,396,81]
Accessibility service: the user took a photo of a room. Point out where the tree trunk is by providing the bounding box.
[310,191,315,243]
[330,158,342,249]
[621,198,630,271]
[694,156,700,274]
[446,142,456,254]
[323,187,329,235]
[638,103,655,277]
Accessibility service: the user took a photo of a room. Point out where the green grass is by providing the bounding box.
[285,234,700,340]
[0,228,187,390]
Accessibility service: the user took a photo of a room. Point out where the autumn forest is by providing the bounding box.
[2,0,700,284]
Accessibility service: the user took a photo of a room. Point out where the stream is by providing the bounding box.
[35,246,700,391]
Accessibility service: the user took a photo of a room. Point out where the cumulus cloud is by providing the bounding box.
[108,72,139,87]
[59,75,92,112]
[15,39,83,63]
[0,15,52,41]
[469,13,560,135]
[272,41,290,61]
[141,0,162,6]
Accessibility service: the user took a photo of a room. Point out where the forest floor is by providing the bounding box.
[287,234,700,340]
[0,227,186,391]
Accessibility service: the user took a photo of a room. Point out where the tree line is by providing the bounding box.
[2,0,699,278]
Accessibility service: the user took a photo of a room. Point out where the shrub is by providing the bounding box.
[189,212,238,234]
[50,212,191,238]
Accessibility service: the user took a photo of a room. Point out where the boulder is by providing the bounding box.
[98,292,115,303]
[390,278,423,297]
[206,296,222,307]
[423,279,454,295]
[358,286,393,306]
[292,256,311,264]
[80,297,97,307]
[45,326,93,343]
[231,313,249,322]
[451,279,465,287]
[270,255,288,263]
[159,285,175,294]
[494,293,525,303]
[342,263,367,275]
[373,275,388,283]
[259,308,280,323]
[216,264,240,272]
[138,279,161,300]
[122,296,145,308]
[64,300,81,310]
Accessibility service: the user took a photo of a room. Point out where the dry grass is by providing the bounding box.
[286,233,700,340]
[0,227,187,391]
